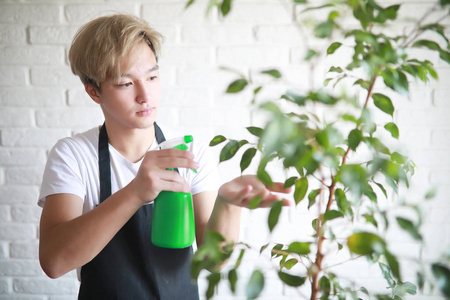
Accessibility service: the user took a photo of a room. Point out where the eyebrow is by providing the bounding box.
[120,65,159,78]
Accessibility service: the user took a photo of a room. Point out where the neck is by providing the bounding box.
[103,122,155,163]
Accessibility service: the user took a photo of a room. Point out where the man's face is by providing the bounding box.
[95,42,161,131]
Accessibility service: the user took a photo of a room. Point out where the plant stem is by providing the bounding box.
[310,74,378,300]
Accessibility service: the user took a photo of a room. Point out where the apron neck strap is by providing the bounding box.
[98,122,167,202]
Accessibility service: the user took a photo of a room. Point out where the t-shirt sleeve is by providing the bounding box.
[38,139,86,207]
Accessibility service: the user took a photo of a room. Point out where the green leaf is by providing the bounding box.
[320,275,331,296]
[268,201,283,232]
[348,129,363,151]
[247,270,265,299]
[315,20,334,38]
[247,126,263,137]
[271,244,284,258]
[206,272,221,299]
[226,79,248,93]
[413,40,450,64]
[282,258,298,270]
[220,0,232,16]
[327,42,342,55]
[185,0,195,9]
[397,281,417,295]
[257,168,273,186]
[396,217,422,241]
[363,213,378,228]
[284,176,297,188]
[385,250,400,280]
[210,135,227,146]
[240,148,257,173]
[220,140,240,162]
[287,242,311,255]
[373,93,394,116]
[335,188,350,214]
[384,122,399,139]
[228,269,238,293]
[278,271,307,287]
[347,232,385,255]
[261,69,282,79]
[323,210,344,222]
[379,262,396,288]
[432,263,450,297]
[425,186,438,199]
[294,177,308,205]
[308,189,320,209]
[248,195,262,209]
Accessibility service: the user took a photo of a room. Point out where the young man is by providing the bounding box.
[38,14,290,299]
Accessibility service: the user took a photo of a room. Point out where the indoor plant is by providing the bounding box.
[186,0,450,299]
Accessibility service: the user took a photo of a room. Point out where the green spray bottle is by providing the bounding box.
[151,135,196,248]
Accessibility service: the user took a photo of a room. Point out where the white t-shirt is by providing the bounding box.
[38,124,220,213]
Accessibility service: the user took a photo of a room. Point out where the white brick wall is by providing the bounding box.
[0,1,449,299]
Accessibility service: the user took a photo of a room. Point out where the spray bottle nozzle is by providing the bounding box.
[159,135,197,173]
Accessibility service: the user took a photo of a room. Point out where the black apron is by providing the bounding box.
[78,123,199,300]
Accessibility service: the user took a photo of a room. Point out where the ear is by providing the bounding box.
[85,84,102,105]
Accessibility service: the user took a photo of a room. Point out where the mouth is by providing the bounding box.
[136,107,154,117]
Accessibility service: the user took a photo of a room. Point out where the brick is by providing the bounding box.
[30,66,81,87]
[225,3,293,24]
[0,278,11,294]
[397,109,450,127]
[0,67,27,87]
[11,205,41,223]
[13,278,79,295]
[0,108,33,127]
[181,25,254,45]
[1,128,69,147]
[255,25,304,45]
[0,242,7,259]
[142,2,209,25]
[10,242,39,259]
[35,107,103,128]
[0,25,27,46]
[218,46,290,68]
[67,88,97,107]
[0,206,10,223]
[0,147,46,167]
[0,4,60,24]
[160,46,213,67]
[433,88,450,107]
[0,46,64,66]
[0,260,43,276]
[431,129,450,148]
[0,88,65,107]
[29,26,78,45]
[0,296,46,300]
[5,166,45,187]
[0,224,35,241]
[65,4,139,24]
[0,185,40,205]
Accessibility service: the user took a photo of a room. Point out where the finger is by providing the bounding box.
[266,182,292,194]
[157,170,191,193]
[153,148,195,159]
[145,156,199,171]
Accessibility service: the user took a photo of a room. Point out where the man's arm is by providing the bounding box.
[39,189,142,279]
[39,148,197,279]
[193,175,291,248]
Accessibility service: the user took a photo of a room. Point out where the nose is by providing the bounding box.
[135,81,152,104]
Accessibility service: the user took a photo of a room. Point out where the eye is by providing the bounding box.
[148,75,158,81]
[118,82,132,88]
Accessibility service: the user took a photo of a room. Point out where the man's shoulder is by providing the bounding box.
[51,126,100,158]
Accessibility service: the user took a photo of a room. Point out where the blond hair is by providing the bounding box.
[68,14,163,89]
